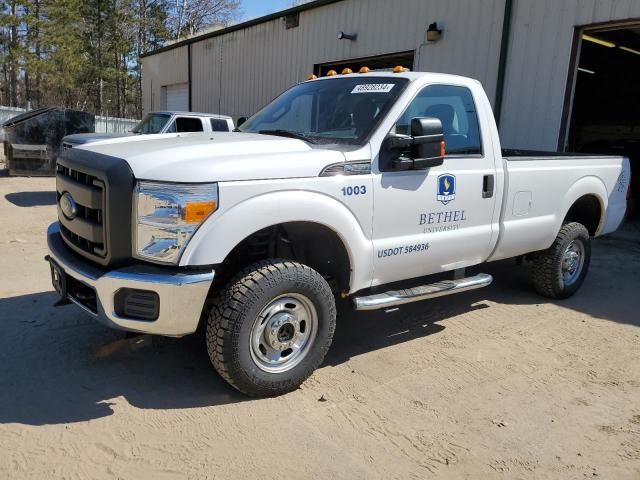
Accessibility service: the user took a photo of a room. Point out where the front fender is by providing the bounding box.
[179,190,373,293]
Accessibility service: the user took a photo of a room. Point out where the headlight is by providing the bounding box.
[134,181,218,264]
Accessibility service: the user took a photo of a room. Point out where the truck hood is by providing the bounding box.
[64,132,133,145]
[77,132,346,182]
[63,131,198,147]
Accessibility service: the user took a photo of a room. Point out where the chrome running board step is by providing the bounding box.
[352,273,493,311]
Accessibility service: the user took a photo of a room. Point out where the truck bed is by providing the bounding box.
[489,151,629,262]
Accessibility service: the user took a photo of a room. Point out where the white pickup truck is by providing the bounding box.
[61,111,235,148]
[46,71,629,397]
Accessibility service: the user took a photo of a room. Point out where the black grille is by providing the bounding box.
[55,148,134,267]
[56,162,107,258]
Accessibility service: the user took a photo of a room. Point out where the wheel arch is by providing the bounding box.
[218,222,353,293]
[559,176,608,236]
[180,190,373,293]
[563,194,603,236]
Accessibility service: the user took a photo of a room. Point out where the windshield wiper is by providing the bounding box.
[258,129,316,144]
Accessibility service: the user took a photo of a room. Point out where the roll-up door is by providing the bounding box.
[161,83,189,111]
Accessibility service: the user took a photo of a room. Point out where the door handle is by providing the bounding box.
[483,174,495,198]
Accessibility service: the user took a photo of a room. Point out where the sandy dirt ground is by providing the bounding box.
[0,173,639,480]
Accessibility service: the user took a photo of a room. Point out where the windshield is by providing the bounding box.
[132,113,171,134]
[239,77,409,145]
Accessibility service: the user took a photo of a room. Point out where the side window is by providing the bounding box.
[394,85,482,155]
[165,121,177,133]
[210,118,230,132]
[174,117,204,132]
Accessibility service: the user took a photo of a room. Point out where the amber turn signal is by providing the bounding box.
[184,201,217,224]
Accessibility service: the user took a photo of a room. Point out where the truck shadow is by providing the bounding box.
[0,291,248,426]
[5,191,57,207]
[327,298,479,367]
[0,224,637,426]
[0,290,467,426]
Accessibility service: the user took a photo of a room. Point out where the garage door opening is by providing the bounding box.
[566,24,640,217]
[160,83,189,111]
[315,51,415,76]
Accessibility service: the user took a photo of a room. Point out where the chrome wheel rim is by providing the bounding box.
[561,240,585,287]
[249,293,318,373]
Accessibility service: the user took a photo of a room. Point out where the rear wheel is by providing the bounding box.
[206,259,336,397]
[531,222,591,299]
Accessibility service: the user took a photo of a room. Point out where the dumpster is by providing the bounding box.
[2,107,95,176]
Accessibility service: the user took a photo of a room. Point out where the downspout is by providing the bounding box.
[187,43,192,111]
[494,0,514,127]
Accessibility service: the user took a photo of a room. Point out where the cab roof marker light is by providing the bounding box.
[307,74,317,80]
[582,34,616,48]
[393,65,408,73]
[359,66,370,73]
[341,67,353,74]
[326,69,338,76]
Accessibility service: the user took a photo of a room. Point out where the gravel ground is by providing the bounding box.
[0,175,639,480]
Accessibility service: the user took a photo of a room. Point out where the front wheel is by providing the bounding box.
[531,222,591,299]
[206,259,336,397]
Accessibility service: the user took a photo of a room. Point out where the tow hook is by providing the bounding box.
[45,254,72,307]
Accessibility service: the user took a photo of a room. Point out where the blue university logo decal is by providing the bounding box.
[437,174,456,205]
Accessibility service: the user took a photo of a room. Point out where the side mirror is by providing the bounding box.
[381,117,445,171]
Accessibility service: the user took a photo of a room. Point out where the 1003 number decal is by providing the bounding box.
[342,185,367,196]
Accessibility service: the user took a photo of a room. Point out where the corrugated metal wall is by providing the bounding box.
[500,0,640,150]
[143,0,640,151]
[146,0,506,119]
[142,46,189,113]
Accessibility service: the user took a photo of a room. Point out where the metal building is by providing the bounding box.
[141,0,640,155]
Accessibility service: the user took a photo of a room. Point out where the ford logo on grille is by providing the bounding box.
[60,192,78,220]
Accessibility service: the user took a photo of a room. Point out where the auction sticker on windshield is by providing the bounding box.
[351,84,395,94]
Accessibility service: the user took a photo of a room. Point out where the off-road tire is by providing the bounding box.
[531,222,591,299]
[206,259,336,397]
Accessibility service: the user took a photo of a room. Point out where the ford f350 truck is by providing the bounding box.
[46,70,629,397]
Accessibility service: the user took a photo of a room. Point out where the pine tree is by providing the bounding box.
[0,0,238,116]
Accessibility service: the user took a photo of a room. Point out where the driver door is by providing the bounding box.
[371,84,498,286]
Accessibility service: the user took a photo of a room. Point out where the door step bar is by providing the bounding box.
[352,273,493,311]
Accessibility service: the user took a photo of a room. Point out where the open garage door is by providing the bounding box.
[161,83,189,111]
[565,24,640,216]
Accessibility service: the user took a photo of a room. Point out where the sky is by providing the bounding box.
[240,0,296,21]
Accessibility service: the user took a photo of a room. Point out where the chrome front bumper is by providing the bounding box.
[46,223,214,337]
